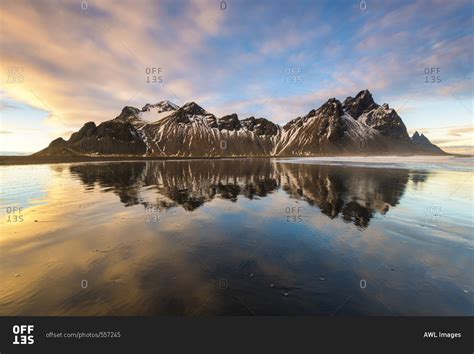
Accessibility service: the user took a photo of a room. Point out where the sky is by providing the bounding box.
[0,0,472,154]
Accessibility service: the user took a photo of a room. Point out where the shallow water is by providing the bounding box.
[0,158,473,315]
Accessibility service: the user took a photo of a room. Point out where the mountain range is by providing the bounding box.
[35,90,445,157]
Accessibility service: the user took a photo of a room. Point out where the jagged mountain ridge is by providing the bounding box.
[35,90,445,157]
[411,131,445,154]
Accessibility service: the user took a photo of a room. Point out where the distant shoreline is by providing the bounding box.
[0,153,466,166]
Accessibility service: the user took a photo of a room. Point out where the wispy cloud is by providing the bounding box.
[0,0,472,152]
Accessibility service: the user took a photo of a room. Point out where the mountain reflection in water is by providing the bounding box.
[1,159,472,316]
[69,159,422,229]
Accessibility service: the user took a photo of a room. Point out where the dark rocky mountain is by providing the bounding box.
[241,117,279,136]
[36,120,147,157]
[342,89,378,118]
[276,98,349,155]
[34,90,445,157]
[411,131,444,154]
[343,90,409,141]
[218,113,241,131]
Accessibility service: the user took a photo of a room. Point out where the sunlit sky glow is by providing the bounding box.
[0,0,472,154]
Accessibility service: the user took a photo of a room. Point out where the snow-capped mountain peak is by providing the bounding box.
[142,100,179,112]
[36,91,446,158]
[343,89,378,119]
[140,100,180,123]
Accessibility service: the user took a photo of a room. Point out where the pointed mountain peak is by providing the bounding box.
[142,100,179,113]
[162,100,179,110]
[180,102,208,115]
[121,106,141,115]
[411,131,445,154]
[114,106,141,121]
[343,89,378,119]
[139,101,180,123]
[412,131,430,143]
[355,89,373,99]
[313,97,343,117]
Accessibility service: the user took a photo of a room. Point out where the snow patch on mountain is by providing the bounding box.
[36,90,445,158]
[341,112,378,140]
[140,101,180,123]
